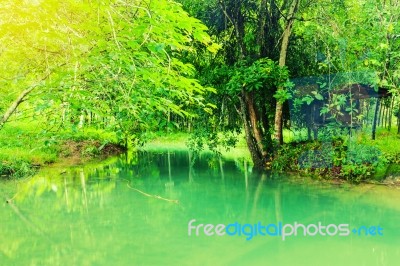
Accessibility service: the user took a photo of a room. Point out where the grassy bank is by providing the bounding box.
[0,121,124,178]
[2,122,399,182]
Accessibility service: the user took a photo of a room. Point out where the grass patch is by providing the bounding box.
[0,120,123,178]
[142,132,190,150]
[358,127,400,155]
[143,132,251,161]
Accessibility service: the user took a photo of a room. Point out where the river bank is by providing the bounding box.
[2,124,399,184]
[0,121,125,178]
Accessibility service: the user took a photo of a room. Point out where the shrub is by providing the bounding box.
[0,159,37,178]
[272,140,386,183]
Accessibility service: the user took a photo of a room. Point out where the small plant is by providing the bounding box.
[82,145,100,157]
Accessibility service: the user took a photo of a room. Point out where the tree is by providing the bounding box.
[0,0,217,148]
[179,0,316,167]
[76,0,217,146]
[273,0,301,145]
[0,0,85,129]
[227,59,290,166]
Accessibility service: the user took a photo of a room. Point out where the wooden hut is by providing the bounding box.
[290,79,392,140]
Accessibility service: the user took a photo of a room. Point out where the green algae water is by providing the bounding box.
[1,150,399,265]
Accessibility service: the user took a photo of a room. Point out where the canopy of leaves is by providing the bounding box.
[0,0,217,145]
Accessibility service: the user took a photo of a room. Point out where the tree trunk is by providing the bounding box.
[398,112,400,134]
[260,100,273,155]
[0,87,35,130]
[397,101,400,134]
[0,70,54,130]
[244,91,266,157]
[365,99,370,126]
[383,99,388,128]
[372,98,380,140]
[239,92,264,168]
[257,0,268,57]
[274,102,284,144]
[378,99,384,127]
[388,96,394,131]
[273,0,300,145]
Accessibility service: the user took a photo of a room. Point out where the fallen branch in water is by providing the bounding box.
[121,178,179,204]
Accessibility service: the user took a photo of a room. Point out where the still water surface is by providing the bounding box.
[1,150,399,265]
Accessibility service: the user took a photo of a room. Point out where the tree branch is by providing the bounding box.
[0,70,54,130]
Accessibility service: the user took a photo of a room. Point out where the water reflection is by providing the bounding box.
[1,150,400,265]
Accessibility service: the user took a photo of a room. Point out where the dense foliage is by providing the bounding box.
[0,0,216,144]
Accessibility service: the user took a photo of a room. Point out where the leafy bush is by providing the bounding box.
[272,140,386,182]
[298,142,334,169]
[339,164,375,183]
[0,159,37,178]
[272,144,301,172]
[336,144,383,182]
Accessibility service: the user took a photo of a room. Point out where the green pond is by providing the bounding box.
[1,150,400,266]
